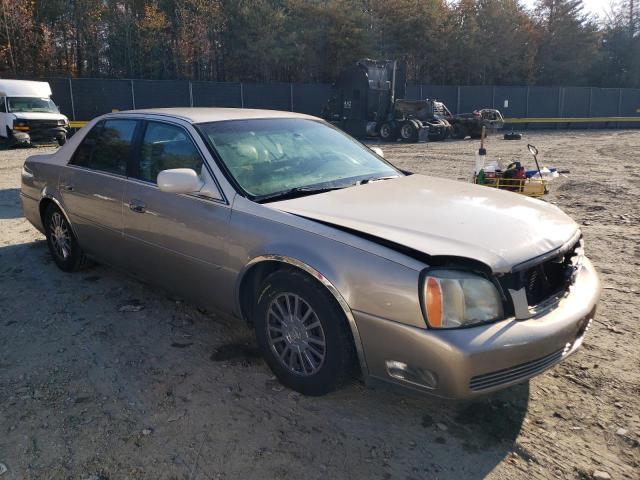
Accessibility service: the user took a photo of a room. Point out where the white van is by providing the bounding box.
[0,80,69,147]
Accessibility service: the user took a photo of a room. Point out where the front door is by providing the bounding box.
[59,118,139,268]
[122,120,233,310]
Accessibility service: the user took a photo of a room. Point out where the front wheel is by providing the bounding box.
[57,134,67,146]
[254,269,356,396]
[44,204,91,272]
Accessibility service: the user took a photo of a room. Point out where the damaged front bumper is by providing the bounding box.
[10,126,67,146]
[356,257,601,399]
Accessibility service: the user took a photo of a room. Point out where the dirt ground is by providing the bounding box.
[0,130,638,480]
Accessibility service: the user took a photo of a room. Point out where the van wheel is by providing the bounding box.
[57,135,67,146]
[253,269,355,396]
[43,204,91,272]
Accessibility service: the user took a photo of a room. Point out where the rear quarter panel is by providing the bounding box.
[21,154,63,233]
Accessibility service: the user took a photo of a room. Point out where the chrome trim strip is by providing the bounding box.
[237,254,369,377]
[39,193,79,240]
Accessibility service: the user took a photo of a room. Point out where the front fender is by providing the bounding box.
[229,198,427,330]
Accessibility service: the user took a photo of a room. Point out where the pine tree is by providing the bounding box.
[534,0,599,85]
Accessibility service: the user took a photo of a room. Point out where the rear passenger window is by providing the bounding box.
[137,122,204,183]
[72,119,137,175]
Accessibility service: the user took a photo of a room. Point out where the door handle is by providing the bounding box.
[60,183,74,192]
[129,200,146,213]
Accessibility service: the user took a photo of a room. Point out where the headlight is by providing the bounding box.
[423,270,503,328]
[58,119,67,126]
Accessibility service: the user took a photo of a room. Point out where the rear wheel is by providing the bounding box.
[254,269,355,396]
[399,122,418,142]
[43,204,90,272]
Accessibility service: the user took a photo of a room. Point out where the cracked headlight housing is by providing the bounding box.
[423,270,503,328]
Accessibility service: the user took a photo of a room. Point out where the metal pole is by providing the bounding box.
[189,81,194,107]
[588,87,593,130]
[290,83,294,112]
[420,84,423,100]
[525,86,530,117]
[68,78,76,121]
[131,80,136,109]
[240,83,244,108]
[491,86,495,108]
[557,87,562,130]
[617,88,623,129]
[456,86,461,115]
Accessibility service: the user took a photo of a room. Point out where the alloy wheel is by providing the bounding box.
[49,211,72,260]
[266,292,326,376]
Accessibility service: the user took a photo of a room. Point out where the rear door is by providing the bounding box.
[59,118,139,268]
[122,119,233,310]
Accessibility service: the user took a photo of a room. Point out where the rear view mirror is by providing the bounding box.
[157,168,203,194]
[371,146,384,158]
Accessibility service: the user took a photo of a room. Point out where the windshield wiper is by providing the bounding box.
[356,175,400,185]
[257,185,347,203]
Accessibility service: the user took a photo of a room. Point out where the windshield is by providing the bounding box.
[7,97,59,114]
[199,118,400,199]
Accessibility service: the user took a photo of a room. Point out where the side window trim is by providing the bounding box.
[131,119,227,204]
[128,120,146,179]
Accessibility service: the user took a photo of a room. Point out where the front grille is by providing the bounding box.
[499,237,583,310]
[24,119,60,129]
[524,238,583,306]
[469,348,565,391]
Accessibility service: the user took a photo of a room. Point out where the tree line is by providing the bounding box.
[1,0,639,88]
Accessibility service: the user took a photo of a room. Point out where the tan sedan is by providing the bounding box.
[20,108,601,398]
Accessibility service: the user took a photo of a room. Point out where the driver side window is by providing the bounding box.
[136,122,204,184]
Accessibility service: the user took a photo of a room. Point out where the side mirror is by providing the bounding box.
[527,144,538,155]
[371,146,384,158]
[157,168,203,194]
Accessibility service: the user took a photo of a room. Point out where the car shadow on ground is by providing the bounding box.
[0,238,529,479]
[0,188,22,219]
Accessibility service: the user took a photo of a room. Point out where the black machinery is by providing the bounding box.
[322,58,505,142]
[321,59,450,142]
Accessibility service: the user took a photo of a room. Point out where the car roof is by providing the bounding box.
[111,107,320,124]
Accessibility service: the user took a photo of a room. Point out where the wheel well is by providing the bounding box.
[238,260,286,326]
[238,259,364,376]
[38,197,55,226]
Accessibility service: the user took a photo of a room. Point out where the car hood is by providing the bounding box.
[269,174,579,273]
[12,112,66,121]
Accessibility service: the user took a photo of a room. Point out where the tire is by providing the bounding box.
[470,131,483,140]
[43,203,91,272]
[253,269,356,396]
[504,132,522,140]
[57,135,67,146]
[452,123,467,140]
[399,122,418,142]
[378,122,396,141]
